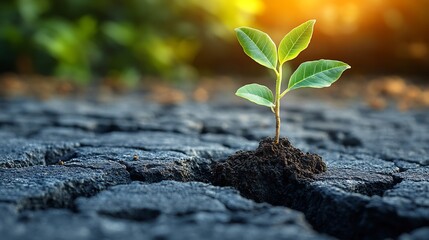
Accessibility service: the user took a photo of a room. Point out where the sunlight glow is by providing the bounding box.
[256,0,408,36]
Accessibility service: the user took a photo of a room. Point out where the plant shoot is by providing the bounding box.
[235,20,350,144]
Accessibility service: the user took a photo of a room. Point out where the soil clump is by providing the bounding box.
[213,138,327,204]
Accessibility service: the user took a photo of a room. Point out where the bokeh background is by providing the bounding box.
[1,0,428,107]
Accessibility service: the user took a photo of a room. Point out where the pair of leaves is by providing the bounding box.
[236,60,350,107]
[235,20,350,107]
[235,20,315,71]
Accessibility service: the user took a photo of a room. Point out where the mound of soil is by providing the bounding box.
[213,138,326,204]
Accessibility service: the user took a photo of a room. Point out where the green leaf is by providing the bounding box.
[288,60,351,91]
[235,27,277,70]
[235,83,275,107]
[278,20,316,64]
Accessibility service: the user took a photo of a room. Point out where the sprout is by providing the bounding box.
[235,20,351,144]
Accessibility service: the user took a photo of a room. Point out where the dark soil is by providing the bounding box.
[212,138,327,204]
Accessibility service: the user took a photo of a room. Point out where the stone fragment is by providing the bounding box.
[0,163,130,210]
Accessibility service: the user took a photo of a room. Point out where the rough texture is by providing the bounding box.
[0,163,130,210]
[213,137,326,203]
[0,97,428,240]
[0,209,331,240]
[0,139,78,168]
[70,147,213,183]
[76,181,312,225]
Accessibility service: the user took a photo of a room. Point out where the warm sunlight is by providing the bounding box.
[257,0,414,37]
[255,0,428,74]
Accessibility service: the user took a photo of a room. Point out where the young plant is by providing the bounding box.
[235,20,350,144]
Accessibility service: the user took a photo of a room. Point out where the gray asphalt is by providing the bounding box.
[0,97,428,240]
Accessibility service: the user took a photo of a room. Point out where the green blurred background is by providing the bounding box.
[0,0,428,87]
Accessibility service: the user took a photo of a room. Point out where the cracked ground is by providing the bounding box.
[0,97,428,240]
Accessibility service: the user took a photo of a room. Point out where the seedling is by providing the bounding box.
[235,20,350,144]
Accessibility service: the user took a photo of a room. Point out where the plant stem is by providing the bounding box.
[274,65,282,144]
[280,88,289,99]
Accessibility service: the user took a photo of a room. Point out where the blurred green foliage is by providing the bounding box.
[0,0,262,84]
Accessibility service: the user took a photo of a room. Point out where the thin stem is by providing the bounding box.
[274,65,282,144]
[280,88,289,99]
